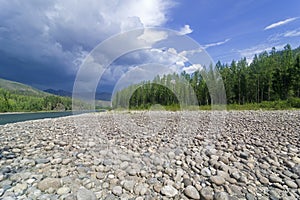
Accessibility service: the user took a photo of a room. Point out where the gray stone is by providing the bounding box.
[57,187,70,195]
[240,151,249,159]
[35,158,50,164]
[13,183,27,195]
[201,167,211,177]
[214,192,229,200]
[123,180,135,192]
[269,189,280,199]
[96,172,105,179]
[112,186,122,196]
[285,180,298,189]
[259,176,269,185]
[120,161,129,169]
[183,178,192,187]
[210,176,226,185]
[184,185,200,199]
[37,178,61,191]
[161,185,178,197]
[77,188,97,200]
[245,193,256,200]
[269,174,282,183]
[231,171,240,180]
[200,187,214,200]
[292,164,300,176]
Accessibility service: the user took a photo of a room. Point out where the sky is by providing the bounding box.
[0,0,300,93]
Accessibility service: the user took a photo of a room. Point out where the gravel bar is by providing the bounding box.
[0,110,299,199]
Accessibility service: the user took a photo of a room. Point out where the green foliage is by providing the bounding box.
[0,88,72,112]
[287,97,300,108]
[0,78,48,97]
[113,44,300,110]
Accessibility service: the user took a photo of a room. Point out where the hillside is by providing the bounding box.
[0,78,73,112]
[0,78,49,97]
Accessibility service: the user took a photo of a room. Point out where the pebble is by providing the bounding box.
[285,180,298,189]
[184,185,200,199]
[269,174,282,183]
[201,167,212,177]
[112,186,123,196]
[210,176,226,185]
[0,111,299,199]
[183,178,192,187]
[37,178,61,191]
[13,183,27,195]
[57,187,70,195]
[77,188,97,200]
[200,186,214,200]
[214,192,229,200]
[123,180,135,192]
[161,185,178,197]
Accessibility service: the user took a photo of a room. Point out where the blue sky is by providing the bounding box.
[167,0,300,63]
[0,0,300,92]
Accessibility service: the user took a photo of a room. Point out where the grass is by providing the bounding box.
[112,98,300,111]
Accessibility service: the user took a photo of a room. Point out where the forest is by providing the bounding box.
[113,44,300,110]
[0,89,72,112]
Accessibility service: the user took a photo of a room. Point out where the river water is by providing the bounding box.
[0,111,74,125]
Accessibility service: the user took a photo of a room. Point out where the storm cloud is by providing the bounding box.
[0,0,174,91]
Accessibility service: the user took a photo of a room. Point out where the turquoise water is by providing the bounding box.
[0,111,74,125]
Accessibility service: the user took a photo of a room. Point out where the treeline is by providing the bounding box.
[0,88,72,112]
[113,44,300,109]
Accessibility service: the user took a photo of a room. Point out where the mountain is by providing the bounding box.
[44,89,72,97]
[95,92,111,101]
[0,78,49,97]
[44,89,112,101]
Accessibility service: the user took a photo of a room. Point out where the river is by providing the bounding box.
[0,111,74,125]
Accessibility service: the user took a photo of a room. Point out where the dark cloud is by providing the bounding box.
[0,0,173,91]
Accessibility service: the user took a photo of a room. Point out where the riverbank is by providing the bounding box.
[0,111,299,199]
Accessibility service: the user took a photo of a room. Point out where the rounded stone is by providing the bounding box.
[77,188,97,200]
[200,187,214,200]
[201,167,211,177]
[259,176,269,185]
[184,185,200,199]
[269,174,282,183]
[161,185,178,197]
[183,178,192,187]
[214,192,229,200]
[210,176,226,185]
[37,178,61,191]
[123,180,135,192]
[285,180,298,189]
[112,186,123,196]
[57,187,70,195]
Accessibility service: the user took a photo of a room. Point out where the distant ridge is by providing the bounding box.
[44,89,72,97]
[44,89,112,101]
[0,78,49,97]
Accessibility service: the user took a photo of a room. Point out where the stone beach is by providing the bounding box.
[0,110,299,199]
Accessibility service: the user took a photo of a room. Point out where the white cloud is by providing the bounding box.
[203,38,231,49]
[182,64,202,74]
[264,17,298,30]
[179,48,203,58]
[178,24,193,35]
[284,29,300,37]
[137,29,168,45]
